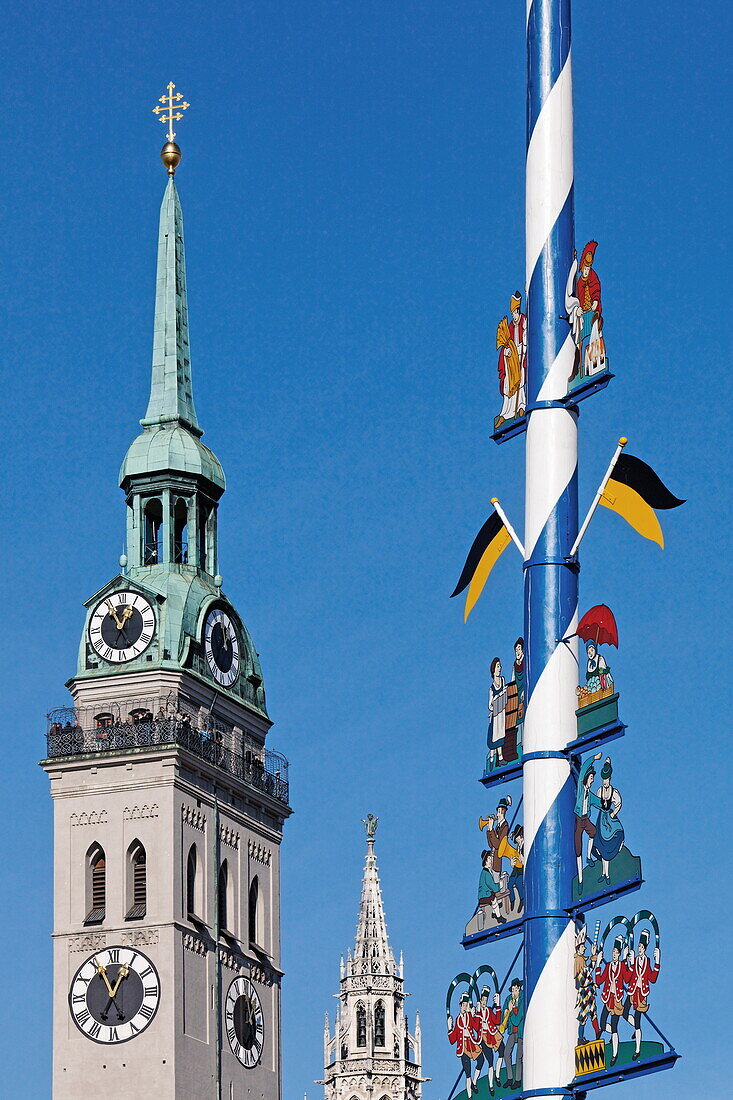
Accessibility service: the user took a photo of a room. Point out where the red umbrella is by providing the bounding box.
[577,604,619,648]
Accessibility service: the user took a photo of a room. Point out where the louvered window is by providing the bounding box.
[126,844,147,920]
[85,851,106,924]
[187,845,198,919]
[218,861,228,932]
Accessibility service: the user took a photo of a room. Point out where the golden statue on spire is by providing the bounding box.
[152,82,190,176]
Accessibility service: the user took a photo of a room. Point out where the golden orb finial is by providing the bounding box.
[152,81,190,175]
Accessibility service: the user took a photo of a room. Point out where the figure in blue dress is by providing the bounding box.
[591,757,625,884]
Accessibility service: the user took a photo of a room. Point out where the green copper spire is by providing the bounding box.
[141,178,200,435]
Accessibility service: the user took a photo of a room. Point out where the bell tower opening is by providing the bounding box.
[173,496,189,564]
[143,497,163,564]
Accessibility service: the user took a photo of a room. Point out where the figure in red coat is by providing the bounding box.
[474,985,505,1097]
[565,241,607,380]
[447,993,483,1098]
[622,930,660,1061]
[594,935,628,1066]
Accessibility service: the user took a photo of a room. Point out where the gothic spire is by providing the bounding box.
[141,177,202,437]
[352,816,395,975]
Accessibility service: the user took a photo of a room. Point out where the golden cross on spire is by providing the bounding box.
[152,81,190,142]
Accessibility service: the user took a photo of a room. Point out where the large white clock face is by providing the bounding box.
[69,946,160,1044]
[89,591,156,664]
[204,607,240,687]
[225,976,264,1067]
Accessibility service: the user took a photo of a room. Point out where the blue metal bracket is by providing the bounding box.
[461,913,524,950]
[565,873,644,917]
[491,373,615,445]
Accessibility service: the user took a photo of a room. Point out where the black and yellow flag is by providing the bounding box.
[451,511,512,621]
[601,452,685,547]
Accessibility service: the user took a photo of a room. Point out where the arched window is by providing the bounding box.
[375,1001,386,1046]
[126,841,146,920]
[173,497,189,564]
[356,1003,367,1048]
[143,498,163,564]
[248,876,259,945]
[86,845,106,924]
[218,860,228,932]
[198,503,210,573]
[186,844,198,920]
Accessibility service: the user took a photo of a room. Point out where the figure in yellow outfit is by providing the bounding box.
[495,304,525,428]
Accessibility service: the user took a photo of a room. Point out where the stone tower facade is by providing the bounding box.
[321,819,426,1100]
[41,158,291,1099]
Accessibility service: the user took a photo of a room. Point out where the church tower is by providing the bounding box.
[41,94,291,1099]
[321,819,426,1100]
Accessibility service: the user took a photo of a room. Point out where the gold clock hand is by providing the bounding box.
[105,599,124,630]
[93,956,114,996]
[110,963,130,997]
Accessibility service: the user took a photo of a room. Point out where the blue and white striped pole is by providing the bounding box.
[523,1,578,1097]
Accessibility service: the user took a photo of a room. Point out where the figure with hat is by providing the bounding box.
[505,824,524,914]
[565,241,607,381]
[485,795,511,883]
[498,978,524,1090]
[474,985,505,1096]
[574,751,603,893]
[447,993,484,1098]
[622,930,660,1061]
[477,848,507,928]
[594,935,628,1066]
[574,924,602,1044]
[590,757,625,885]
[494,291,527,428]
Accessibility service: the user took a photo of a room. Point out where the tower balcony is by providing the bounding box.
[44,695,289,806]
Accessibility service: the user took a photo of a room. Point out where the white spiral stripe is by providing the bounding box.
[523,756,570,866]
[524,410,577,558]
[525,50,574,287]
[537,330,576,402]
[524,921,577,1090]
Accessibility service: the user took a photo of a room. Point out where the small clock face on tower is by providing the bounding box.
[89,591,156,664]
[225,976,264,1067]
[204,607,240,687]
[68,947,161,1044]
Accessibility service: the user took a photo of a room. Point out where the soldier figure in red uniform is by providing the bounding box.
[622,930,660,1061]
[474,985,504,1097]
[594,935,628,1066]
[447,992,483,1098]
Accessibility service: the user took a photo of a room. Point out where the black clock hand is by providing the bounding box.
[100,991,125,1022]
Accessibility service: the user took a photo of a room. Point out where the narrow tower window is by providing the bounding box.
[248,875,259,945]
[126,841,147,920]
[186,844,198,920]
[217,860,228,932]
[374,1001,386,1046]
[198,502,210,572]
[144,498,163,564]
[356,1003,367,1048]
[173,497,189,564]
[85,845,106,924]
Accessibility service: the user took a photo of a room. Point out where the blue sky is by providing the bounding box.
[1,1,731,1095]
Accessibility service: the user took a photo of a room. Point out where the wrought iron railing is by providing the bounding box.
[45,704,289,805]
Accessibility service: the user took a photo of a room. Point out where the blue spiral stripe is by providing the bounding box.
[526,0,572,145]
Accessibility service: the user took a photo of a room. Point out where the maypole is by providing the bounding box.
[522,0,577,1096]
[445,4,683,1097]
